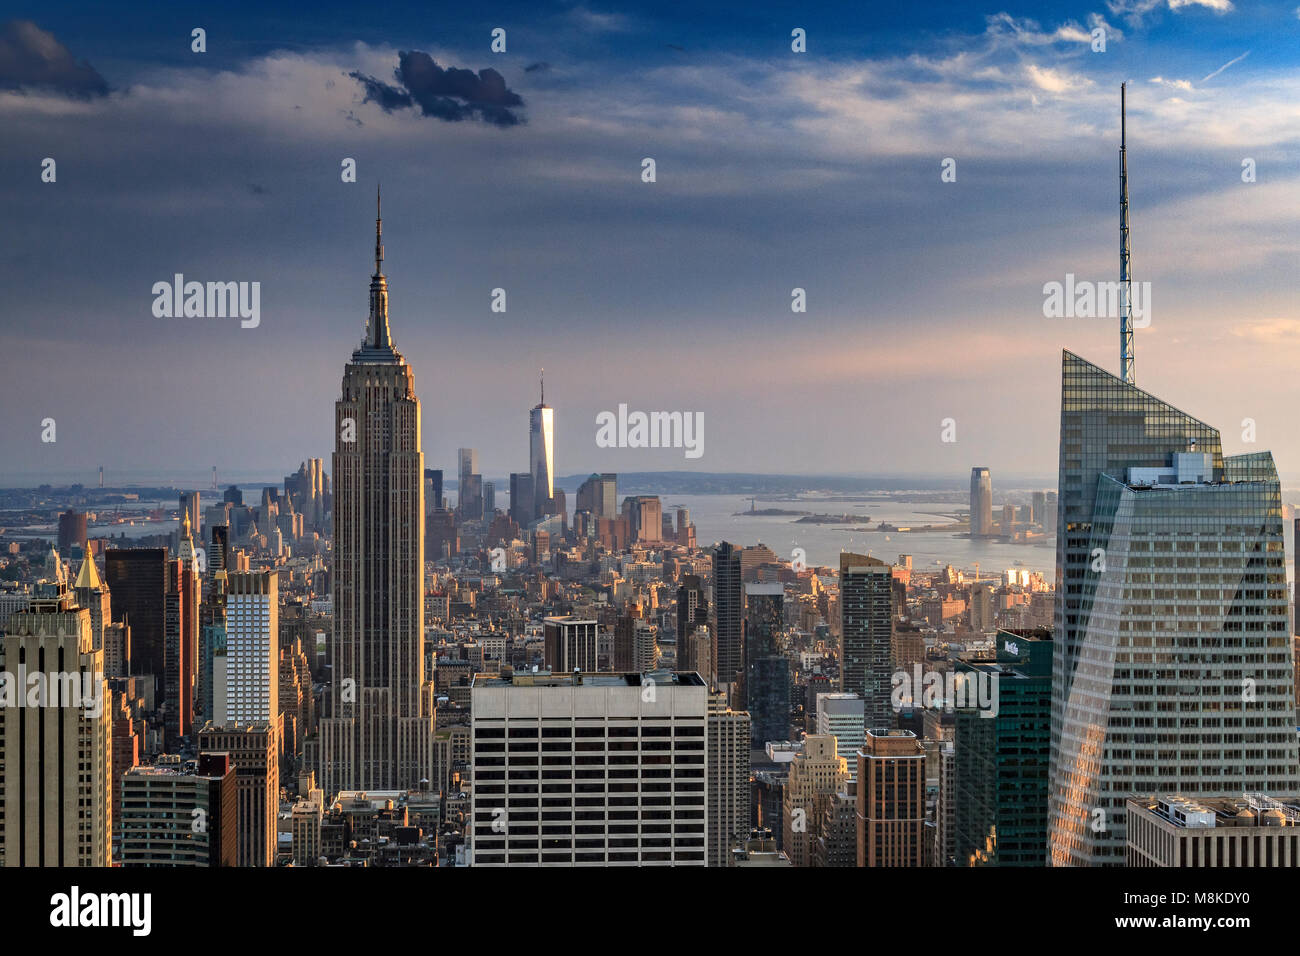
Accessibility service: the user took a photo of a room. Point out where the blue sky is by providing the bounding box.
[2,0,1299,485]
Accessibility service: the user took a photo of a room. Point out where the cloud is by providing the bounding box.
[985,12,1120,46]
[1107,0,1233,27]
[348,69,412,111]
[1024,62,1092,94]
[0,19,108,98]
[349,50,524,126]
[397,51,523,125]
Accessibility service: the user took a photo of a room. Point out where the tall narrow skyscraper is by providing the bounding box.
[676,573,709,674]
[320,193,434,797]
[104,547,168,683]
[224,571,279,725]
[1047,351,1300,865]
[838,553,894,728]
[711,542,744,698]
[457,448,483,520]
[969,467,993,537]
[508,472,535,528]
[744,582,790,750]
[530,371,555,520]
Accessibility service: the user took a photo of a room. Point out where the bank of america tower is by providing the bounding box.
[1047,352,1300,865]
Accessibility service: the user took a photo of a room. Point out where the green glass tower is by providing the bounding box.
[954,629,1052,866]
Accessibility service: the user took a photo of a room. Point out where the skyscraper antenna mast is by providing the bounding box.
[1119,83,1135,384]
[375,184,384,274]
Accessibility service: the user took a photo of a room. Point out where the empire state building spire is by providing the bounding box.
[366,185,393,351]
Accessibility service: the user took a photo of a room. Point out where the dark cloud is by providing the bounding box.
[0,20,108,98]
[349,51,524,127]
[347,69,412,112]
[524,61,550,73]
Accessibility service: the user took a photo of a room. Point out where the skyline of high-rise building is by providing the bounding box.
[7,7,1300,895]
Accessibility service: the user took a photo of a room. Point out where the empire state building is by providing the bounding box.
[320,191,434,796]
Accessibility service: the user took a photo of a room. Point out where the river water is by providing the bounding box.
[661,494,1055,577]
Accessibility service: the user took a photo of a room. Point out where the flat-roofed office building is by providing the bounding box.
[857,728,925,867]
[708,693,750,867]
[0,585,111,867]
[1127,794,1300,867]
[197,721,278,867]
[471,670,708,866]
[119,753,237,867]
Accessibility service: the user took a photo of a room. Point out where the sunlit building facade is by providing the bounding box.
[1048,351,1300,866]
[320,197,435,797]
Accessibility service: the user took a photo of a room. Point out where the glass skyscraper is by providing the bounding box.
[970,467,993,537]
[530,372,555,520]
[744,582,790,750]
[839,552,894,729]
[1047,351,1300,866]
[712,542,744,697]
[955,629,1052,866]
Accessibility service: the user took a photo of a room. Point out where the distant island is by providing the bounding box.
[731,508,810,516]
[793,513,863,525]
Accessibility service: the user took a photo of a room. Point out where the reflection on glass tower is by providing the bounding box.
[1047,351,1300,866]
[530,370,554,519]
